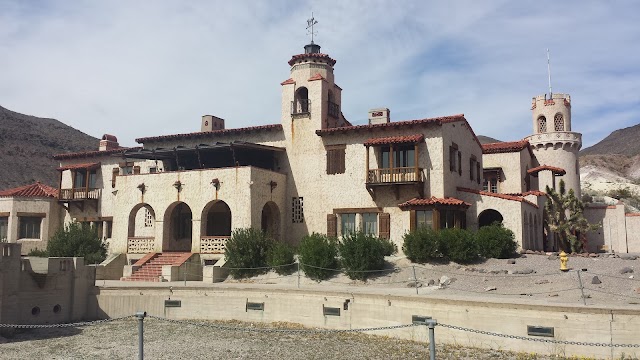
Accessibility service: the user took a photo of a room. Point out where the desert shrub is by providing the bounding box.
[267,241,296,275]
[339,232,396,280]
[27,248,49,257]
[402,226,444,263]
[225,228,274,278]
[298,233,338,281]
[439,228,479,264]
[381,237,398,257]
[47,222,107,264]
[476,223,517,259]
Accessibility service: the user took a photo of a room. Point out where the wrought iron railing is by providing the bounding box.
[367,167,423,183]
[328,101,339,118]
[127,237,155,254]
[200,236,230,254]
[59,188,101,200]
[291,99,311,115]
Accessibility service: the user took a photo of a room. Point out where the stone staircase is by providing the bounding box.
[121,252,192,282]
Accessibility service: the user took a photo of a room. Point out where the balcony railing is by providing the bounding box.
[127,236,155,254]
[200,236,230,254]
[59,188,101,201]
[367,167,423,184]
[328,101,339,118]
[291,99,311,115]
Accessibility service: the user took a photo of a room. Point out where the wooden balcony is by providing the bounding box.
[367,167,423,184]
[59,188,101,201]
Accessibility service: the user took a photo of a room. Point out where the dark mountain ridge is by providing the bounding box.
[0,105,98,189]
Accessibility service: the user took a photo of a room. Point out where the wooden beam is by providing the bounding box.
[365,145,370,183]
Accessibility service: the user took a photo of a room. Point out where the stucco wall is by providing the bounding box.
[626,214,640,253]
[0,197,62,254]
[584,204,627,253]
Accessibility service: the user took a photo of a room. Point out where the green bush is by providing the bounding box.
[27,248,48,257]
[298,233,338,281]
[225,228,274,278]
[339,232,396,280]
[402,226,444,263]
[381,237,398,257]
[267,241,296,275]
[47,222,107,264]
[476,223,517,259]
[439,228,479,264]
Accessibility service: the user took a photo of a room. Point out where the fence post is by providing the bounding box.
[297,261,301,288]
[136,311,147,360]
[426,319,437,360]
[412,265,418,295]
[576,269,586,305]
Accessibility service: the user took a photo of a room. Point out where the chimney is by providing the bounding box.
[99,134,119,151]
[368,108,390,125]
[201,115,225,132]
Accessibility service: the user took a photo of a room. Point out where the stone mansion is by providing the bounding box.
[2,40,637,279]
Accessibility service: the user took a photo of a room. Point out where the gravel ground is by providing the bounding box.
[224,253,640,307]
[0,318,622,359]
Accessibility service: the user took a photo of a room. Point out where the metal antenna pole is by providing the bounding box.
[307,13,318,44]
[547,49,552,97]
[136,311,147,360]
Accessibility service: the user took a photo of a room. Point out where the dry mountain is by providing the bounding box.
[0,105,98,189]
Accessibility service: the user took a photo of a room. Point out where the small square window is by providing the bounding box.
[19,217,42,239]
[362,213,377,236]
[292,197,304,223]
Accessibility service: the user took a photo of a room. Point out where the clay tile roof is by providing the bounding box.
[364,134,424,146]
[56,162,101,171]
[0,182,58,198]
[135,124,283,143]
[626,213,640,217]
[481,140,530,154]
[288,53,336,67]
[398,196,471,208]
[316,114,465,134]
[527,165,566,176]
[52,147,132,160]
[280,78,295,85]
[457,187,538,208]
[308,73,324,81]
[505,190,547,197]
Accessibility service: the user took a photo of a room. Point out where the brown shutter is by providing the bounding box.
[326,150,331,174]
[133,166,141,175]
[111,168,119,188]
[409,210,416,232]
[379,212,391,239]
[327,214,337,237]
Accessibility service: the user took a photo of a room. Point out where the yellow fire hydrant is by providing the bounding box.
[559,251,569,272]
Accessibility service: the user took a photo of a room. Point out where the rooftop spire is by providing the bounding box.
[547,48,553,98]
[306,12,318,44]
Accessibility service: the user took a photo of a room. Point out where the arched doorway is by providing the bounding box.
[127,203,156,253]
[293,87,309,114]
[163,202,193,252]
[261,201,281,241]
[200,200,232,254]
[478,209,503,228]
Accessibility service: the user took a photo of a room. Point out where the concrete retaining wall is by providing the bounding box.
[93,286,639,359]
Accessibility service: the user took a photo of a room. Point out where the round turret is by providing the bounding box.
[525,93,582,197]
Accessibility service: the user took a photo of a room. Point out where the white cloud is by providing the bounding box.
[0,0,638,147]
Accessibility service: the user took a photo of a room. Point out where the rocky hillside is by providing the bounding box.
[581,123,640,157]
[0,106,98,189]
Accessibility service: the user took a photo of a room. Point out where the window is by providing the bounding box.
[73,169,97,189]
[0,217,8,242]
[292,197,304,223]
[554,113,564,131]
[341,213,356,236]
[105,220,113,239]
[120,162,134,175]
[449,144,458,171]
[362,213,377,236]
[144,209,153,227]
[380,146,415,168]
[326,146,346,174]
[111,168,119,188]
[416,210,433,229]
[469,157,477,181]
[483,176,499,193]
[19,217,41,239]
[439,209,466,230]
[149,167,158,174]
[538,116,547,133]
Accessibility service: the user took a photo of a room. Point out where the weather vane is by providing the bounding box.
[307,13,318,44]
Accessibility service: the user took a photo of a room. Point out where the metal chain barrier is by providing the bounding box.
[0,315,135,329]
[438,322,640,348]
[146,315,419,334]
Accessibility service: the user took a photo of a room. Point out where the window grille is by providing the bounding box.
[292,197,304,223]
[538,116,547,132]
[554,113,564,131]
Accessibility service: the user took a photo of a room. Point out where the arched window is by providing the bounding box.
[538,116,547,133]
[292,87,309,114]
[554,113,564,131]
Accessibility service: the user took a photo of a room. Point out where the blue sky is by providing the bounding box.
[1,1,638,147]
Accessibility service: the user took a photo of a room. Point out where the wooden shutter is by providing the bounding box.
[133,166,141,175]
[111,168,119,188]
[379,212,390,239]
[409,210,416,232]
[327,214,337,237]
